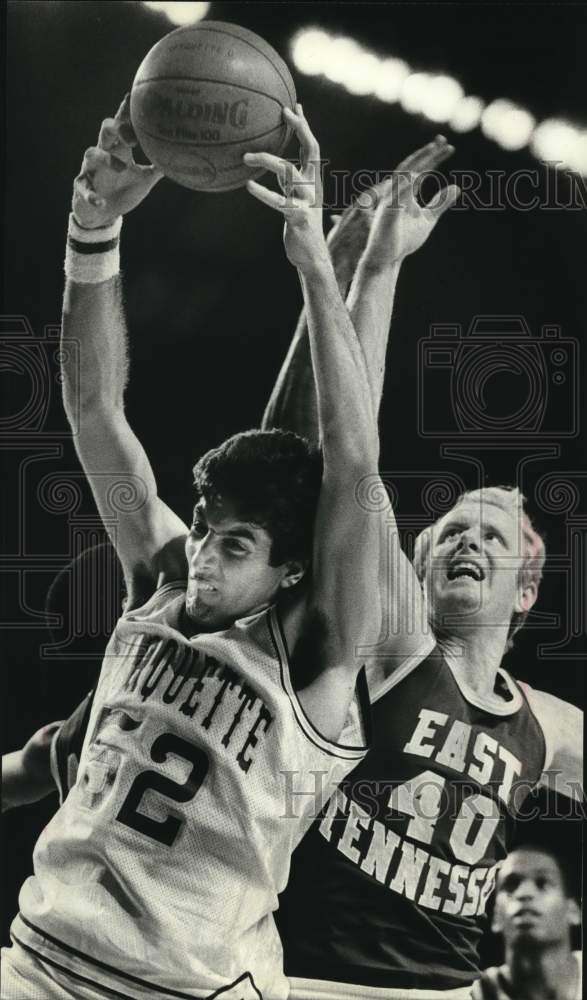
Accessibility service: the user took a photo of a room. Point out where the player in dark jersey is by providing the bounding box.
[472,847,581,1000]
[260,158,583,995]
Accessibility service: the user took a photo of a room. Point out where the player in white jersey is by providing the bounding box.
[2,135,457,819]
[472,847,582,1000]
[1,101,385,1000]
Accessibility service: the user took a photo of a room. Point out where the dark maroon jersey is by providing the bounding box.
[278,646,546,991]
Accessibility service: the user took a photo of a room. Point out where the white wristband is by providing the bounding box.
[65,214,122,284]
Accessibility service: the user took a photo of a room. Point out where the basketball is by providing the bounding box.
[129,21,297,193]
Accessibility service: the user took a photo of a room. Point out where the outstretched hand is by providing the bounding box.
[365,145,460,267]
[328,137,459,272]
[243,105,328,274]
[72,95,163,230]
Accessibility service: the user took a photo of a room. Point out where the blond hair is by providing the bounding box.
[412,487,546,650]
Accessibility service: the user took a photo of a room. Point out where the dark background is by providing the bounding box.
[2,0,584,960]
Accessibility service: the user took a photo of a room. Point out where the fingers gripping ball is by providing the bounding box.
[130,21,297,192]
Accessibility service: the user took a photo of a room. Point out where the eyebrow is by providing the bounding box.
[192,504,258,544]
[439,520,466,536]
[439,518,508,542]
[224,526,258,544]
[500,867,557,885]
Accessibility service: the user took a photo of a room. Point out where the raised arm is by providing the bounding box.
[260,213,358,443]
[345,151,461,667]
[62,98,188,597]
[261,138,457,439]
[245,108,384,740]
[263,139,460,669]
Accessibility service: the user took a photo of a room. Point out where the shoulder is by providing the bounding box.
[519,683,582,746]
[123,578,186,621]
[365,636,438,702]
[520,684,583,797]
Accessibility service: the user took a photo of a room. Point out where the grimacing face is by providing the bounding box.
[493,850,580,946]
[423,500,537,634]
[184,495,303,630]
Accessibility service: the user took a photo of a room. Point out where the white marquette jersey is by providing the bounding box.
[13,582,369,1000]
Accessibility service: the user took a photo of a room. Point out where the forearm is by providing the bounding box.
[261,308,318,440]
[346,256,403,415]
[299,257,376,461]
[2,726,58,812]
[62,275,128,422]
[261,230,357,440]
[61,267,168,581]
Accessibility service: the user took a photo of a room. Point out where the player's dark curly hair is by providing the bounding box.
[192,429,323,567]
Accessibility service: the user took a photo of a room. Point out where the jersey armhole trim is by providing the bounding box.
[121,579,187,620]
[268,608,369,762]
[49,728,64,805]
[367,635,437,703]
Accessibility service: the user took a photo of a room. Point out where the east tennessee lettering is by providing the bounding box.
[317,708,524,918]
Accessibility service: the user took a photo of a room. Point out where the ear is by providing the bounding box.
[515,579,537,615]
[279,559,307,590]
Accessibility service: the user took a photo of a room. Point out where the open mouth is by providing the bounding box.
[190,576,217,593]
[446,561,485,582]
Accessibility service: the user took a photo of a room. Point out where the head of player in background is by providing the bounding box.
[185,428,322,630]
[413,487,545,649]
[492,846,580,950]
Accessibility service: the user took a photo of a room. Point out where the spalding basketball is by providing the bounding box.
[130,21,297,192]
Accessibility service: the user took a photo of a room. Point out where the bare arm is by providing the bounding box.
[262,138,456,435]
[246,108,383,741]
[263,139,460,669]
[261,217,358,443]
[345,161,461,667]
[524,687,584,801]
[63,99,188,596]
[2,724,60,812]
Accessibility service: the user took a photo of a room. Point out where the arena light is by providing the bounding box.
[141,2,209,26]
[481,99,536,151]
[566,133,587,175]
[290,28,587,174]
[343,52,383,96]
[321,36,363,85]
[531,118,581,168]
[449,96,485,133]
[399,72,434,115]
[290,29,332,76]
[372,58,411,103]
[419,75,464,123]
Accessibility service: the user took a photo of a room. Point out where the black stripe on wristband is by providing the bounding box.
[67,236,119,255]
